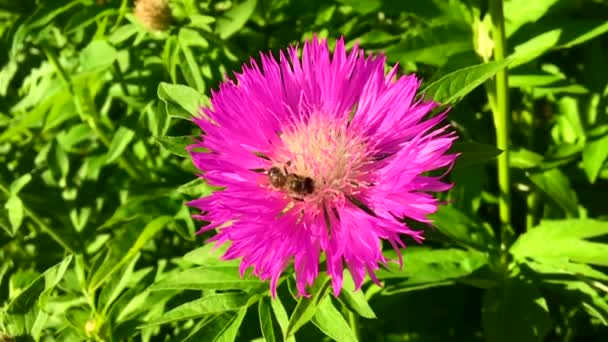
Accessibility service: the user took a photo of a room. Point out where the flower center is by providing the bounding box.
[269,115,373,207]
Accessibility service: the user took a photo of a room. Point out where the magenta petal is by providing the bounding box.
[188,35,458,297]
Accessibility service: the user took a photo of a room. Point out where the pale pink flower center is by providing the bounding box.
[269,116,372,210]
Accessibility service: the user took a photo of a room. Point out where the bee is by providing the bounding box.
[267,165,315,198]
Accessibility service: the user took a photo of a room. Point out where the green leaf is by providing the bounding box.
[9,173,32,194]
[2,255,72,336]
[157,82,208,120]
[4,196,24,235]
[214,306,248,342]
[430,205,497,251]
[258,297,276,342]
[522,257,608,282]
[536,280,608,325]
[105,126,136,164]
[177,178,219,198]
[335,0,380,14]
[149,266,262,291]
[179,41,206,93]
[510,219,608,266]
[183,242,235,266]
[99,254,141,314]
[145,293,250,326]
[270,296,295,342]
[582,133,608,183]
[338,271,376,319]
[215,0,257,39]
[79,40,118,72]
[510,29,561,68]
[527,168,578,217]
[155,135,196,157]
[56,124,93,152]
[451,142,503,168]
[557,20,608,49]
[89,216,172,291]
[509,74,564,88]
[422,58,513,104]
[311,297,358,342]
[482,278,551,342]
[286,275,331,337]
[511,148,543,169]
[375,248,488,291]
[504,0,560,36]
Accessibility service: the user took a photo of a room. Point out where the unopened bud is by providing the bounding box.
[134,0,172,32]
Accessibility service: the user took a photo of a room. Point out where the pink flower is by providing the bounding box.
[188,36,457,297]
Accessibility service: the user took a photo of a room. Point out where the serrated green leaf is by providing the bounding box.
[105,126,136,164]
[423,58,513,104]
[183,243,237,266]
[312,297,358,342]
[510,219,608,266]
[145,293,250,326]
[482,278,551,342]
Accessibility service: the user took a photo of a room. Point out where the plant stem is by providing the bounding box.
[489,0,514,247]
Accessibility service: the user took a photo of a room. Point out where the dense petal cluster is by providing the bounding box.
[189,36,457,296]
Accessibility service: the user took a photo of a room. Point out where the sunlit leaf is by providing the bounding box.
[149,265,262,291]
[104,126,136,164]
[422,58,513,104]
[510,219,608,266]
[286,275,331,337]
[157,82,208,120]
[144,293,250,326]
[216,0,257,39]
[311,297,358,342]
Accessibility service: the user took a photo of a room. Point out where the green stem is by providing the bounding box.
[489,0,514,247]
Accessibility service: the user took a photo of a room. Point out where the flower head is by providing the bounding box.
[189,36,457,297]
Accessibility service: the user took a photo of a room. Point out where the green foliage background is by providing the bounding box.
[1,0,607,341]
